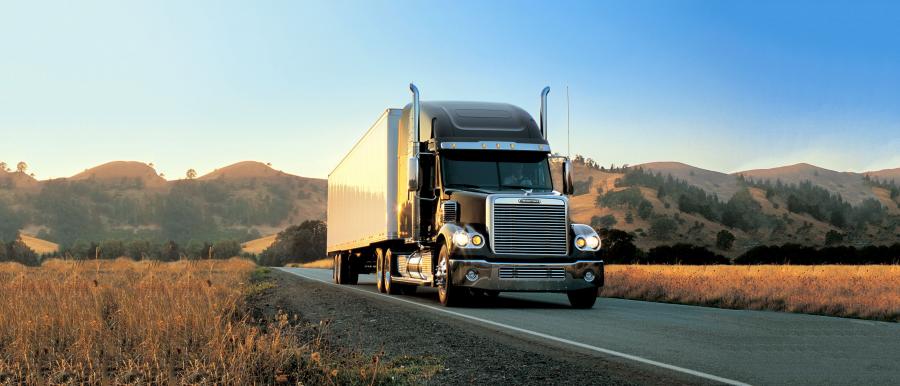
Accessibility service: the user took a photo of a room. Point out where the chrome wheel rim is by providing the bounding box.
[436,257,448,295]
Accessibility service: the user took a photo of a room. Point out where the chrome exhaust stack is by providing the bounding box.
[408,83,421,241]
[540,86,550,139]
[410,83,421,146]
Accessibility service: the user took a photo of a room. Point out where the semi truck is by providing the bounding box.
[327,84,604,308]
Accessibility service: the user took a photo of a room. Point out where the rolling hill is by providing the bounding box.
[69,161,167,188]
[0,161,326,247]
[572,159,899,256]
[735,163,875,205]
[866,167,900,183]
[638,162,741,200]
[2,157,897,257]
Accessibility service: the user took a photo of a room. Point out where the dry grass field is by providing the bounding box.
[603,265,900,322]
[286,259,333,269]
[0,258,414,385]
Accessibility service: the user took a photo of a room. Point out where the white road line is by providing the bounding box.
[278,268,751,386]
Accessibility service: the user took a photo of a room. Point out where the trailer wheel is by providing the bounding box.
[335,253,358,285]
[344,253,358,285]
[567,287,599,309]
[375,249,386,293]
[436,246,467,307]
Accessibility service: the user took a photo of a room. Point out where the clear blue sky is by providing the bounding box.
[1,0,898,179]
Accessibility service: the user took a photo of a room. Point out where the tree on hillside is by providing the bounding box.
[598,229,640,263]
[716,230,736,251]
[0,201,24,243]
[0,162,7,172]
[649,216,678,241]
[825,230,845,246]
[258,220,327,266]
[16,162,27,173]
[591,214,617,229]
[186,169,198,180]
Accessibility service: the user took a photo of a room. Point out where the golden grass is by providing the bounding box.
[240,234,277,255]
[603,265,900,322]
[286,258,333,269]
[19,234,59,254]
[0,258,417,384]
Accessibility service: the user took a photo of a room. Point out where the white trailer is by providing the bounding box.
[327,109,402,253]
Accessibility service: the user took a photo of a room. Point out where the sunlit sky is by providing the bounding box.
[1,1,898,180]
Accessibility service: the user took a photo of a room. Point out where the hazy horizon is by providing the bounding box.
[2,1,898,180]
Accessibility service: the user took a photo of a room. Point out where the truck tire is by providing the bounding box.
[335,253,358,285]
[332,254,340,284]
[567,287,599,309]
[375,249,386,293]
[436,246,467,307]
[384,250,400,295]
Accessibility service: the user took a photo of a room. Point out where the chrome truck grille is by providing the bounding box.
[489,196,568,256]
[498,266,566,279]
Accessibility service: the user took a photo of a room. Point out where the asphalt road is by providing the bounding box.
[280,267,900,385]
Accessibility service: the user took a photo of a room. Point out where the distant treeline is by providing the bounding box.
[600,229,900,265]
[0,220,328,267]
[0,177,323,247]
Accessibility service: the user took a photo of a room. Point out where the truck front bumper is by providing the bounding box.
[448,259,604,292]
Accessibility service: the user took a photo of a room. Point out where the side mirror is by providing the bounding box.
[562,158,574,195]
[407,156,420,191]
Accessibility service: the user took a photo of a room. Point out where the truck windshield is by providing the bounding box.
[441,151,553,192]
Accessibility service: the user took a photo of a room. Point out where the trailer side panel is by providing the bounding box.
[326,109,401,252]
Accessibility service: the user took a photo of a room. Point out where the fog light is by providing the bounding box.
[465,269,479,282]
[584,271,596,282]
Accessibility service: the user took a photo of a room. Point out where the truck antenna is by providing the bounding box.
[566,85,571,158]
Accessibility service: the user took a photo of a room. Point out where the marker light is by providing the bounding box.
[471,234,484,246]
[453,232,470,247]
[575,237,587,248]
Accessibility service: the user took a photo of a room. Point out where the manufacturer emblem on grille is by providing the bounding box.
[518,198,541,204]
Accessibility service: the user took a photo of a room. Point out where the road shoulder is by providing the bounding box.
[255,269,711,385]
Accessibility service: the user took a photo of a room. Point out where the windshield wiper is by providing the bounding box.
[445,184,494,193]
[500,184,550,191]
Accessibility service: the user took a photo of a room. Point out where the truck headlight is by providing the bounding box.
[453,232,470,247]
[572,224,601,252]
[586,235,600,249]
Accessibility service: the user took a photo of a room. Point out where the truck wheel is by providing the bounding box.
[384,250,400,295]
[436,246,466,307]
[376,249,386,293]
[332,254,340,284]
[335,253,358,285]
[567,287,599,309]
[345,256,358,285]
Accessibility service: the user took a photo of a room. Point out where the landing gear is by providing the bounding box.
[567,286,598,309]
[436,245,467,307]
[333,253,357,285]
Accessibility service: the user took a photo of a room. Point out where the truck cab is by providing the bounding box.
[329,85,603,308]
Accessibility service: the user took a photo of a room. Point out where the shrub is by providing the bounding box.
[716,230,735,251]
[644,244,729,265]
[649,216,678,241]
